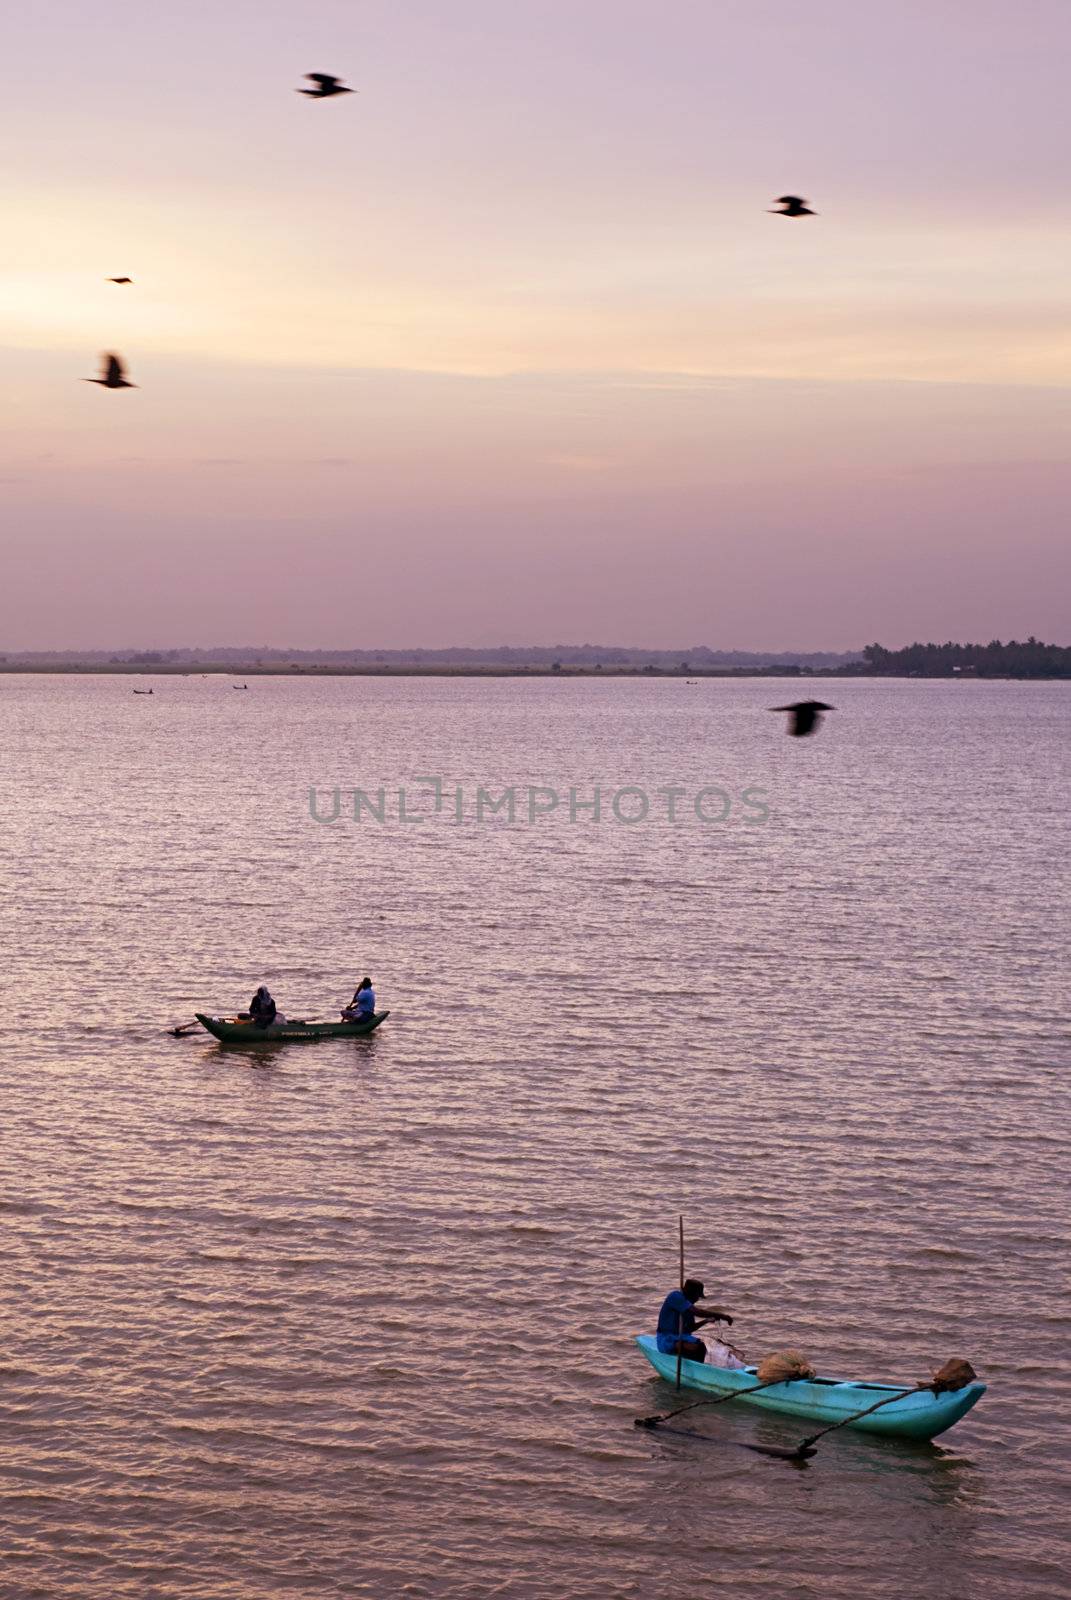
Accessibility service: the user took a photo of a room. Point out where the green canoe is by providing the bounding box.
[195,1011,389,1043]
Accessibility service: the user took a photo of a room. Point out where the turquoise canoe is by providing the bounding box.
[195,1011,389,1043]
[636,1335,985,1441]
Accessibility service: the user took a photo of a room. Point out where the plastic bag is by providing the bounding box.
[707,1340,749,1371]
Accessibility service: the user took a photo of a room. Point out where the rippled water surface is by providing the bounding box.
[1,673,1068,1599]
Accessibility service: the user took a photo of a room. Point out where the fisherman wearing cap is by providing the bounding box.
[655,1279,733,1362]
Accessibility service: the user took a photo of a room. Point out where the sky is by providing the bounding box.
[2,0,1069,651]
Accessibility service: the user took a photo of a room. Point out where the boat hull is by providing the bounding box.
[635,1336,984,1441]
[195,1011,389,1043]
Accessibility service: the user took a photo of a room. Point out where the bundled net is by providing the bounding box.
[926,1359,978,1394]
[756,1350,816,1383]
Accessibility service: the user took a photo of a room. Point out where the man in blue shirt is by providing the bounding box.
[342,977,375,1023]
[656,1278,733,1361]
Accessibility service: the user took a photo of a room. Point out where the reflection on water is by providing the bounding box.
[0,674,1068,1598]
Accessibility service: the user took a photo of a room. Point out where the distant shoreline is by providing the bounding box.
[1,663,1067,680]
[6,637,1066,678]
[0,662,829,678]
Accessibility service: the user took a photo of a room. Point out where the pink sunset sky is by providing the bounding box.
[2,0,1069,651]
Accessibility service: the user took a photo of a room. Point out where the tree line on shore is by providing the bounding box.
[852,638,1070,678]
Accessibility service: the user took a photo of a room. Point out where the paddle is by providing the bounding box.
[168,1021,201,1037]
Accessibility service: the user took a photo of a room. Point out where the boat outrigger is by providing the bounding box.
[635,1335,985,1442]
[195,1011,389,1043]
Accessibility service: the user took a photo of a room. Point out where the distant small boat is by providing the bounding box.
[635,1336,985,1441]
[133,688,153,694]
[195,1011,389,1043]
[233,684,248,690]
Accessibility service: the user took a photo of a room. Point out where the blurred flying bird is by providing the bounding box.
[770,700,835,737]
[84,353,137,389]
[769,195,815,217]
[107,276,134,284]
[298,73,354,99]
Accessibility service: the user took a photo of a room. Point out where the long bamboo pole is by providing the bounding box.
[675,1214,685,1391]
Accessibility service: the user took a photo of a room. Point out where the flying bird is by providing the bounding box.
[298,73,355,99]
[107,276,134,284]
[770,700,835,737]
[84,353,137,389]
[769,195,815,217]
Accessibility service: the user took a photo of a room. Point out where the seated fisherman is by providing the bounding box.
[656,1278,733,1362]
[341,977,375,1023]
[248,985,278,1029]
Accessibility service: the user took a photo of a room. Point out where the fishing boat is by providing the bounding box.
[635,1336,985,1441]
[195,1011,389,1043]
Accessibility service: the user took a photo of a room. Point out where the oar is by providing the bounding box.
[168,1020,202,1037]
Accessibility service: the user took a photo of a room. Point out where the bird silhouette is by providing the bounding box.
[107,276,134,284]
[84,353,137,389]
[770,700,835,737]
[298,73,354,99]
[769,195,815,217]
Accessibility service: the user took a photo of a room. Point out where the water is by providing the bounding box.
[0,673,1068,1599]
